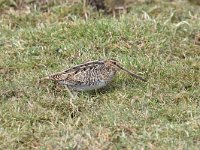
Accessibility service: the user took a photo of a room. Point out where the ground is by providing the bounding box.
[0,0,200,149]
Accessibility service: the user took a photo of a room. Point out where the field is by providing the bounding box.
[0,0,200,149]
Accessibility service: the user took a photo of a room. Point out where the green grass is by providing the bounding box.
[0,0,200,149]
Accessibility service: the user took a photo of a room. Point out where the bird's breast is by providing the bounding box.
[68,80,108,91]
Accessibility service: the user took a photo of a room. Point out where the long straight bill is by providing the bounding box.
[117,65,147,82]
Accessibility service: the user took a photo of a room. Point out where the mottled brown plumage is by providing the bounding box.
[42,59,146,94]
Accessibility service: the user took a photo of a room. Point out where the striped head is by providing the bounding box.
[104,59,121,71]
[104,59,147,82]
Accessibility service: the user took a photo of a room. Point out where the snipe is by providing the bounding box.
[41,59,146,96]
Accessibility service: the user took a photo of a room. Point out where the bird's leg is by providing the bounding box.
[64,87,79,114]
[64,86,76,100]
[122,7,126,15]
[112,9,116,18]
[83,0,88,20]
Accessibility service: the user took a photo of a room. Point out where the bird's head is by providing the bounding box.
[104,59,121,71]
[104,58,147,82]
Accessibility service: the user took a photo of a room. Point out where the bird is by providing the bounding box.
[41,59,146,97]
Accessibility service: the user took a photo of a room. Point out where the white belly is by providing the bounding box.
[68,81,108,91]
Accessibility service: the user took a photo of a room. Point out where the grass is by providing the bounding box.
[0,0,200,149]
